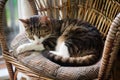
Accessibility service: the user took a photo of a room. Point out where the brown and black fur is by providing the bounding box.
[20,15,104,66]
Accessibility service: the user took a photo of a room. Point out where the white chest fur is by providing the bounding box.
[50,41,70,58]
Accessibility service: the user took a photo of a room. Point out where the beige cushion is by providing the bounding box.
[11,32,101,80]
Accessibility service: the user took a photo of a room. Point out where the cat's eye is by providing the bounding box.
[41,27,46,29]
[46,23,49,25]
[25,26,27,28]
[45,30,49,33]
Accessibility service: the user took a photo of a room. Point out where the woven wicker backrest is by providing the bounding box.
[28,0,120,40]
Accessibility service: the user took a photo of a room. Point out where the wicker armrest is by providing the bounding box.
[98,13,120,80]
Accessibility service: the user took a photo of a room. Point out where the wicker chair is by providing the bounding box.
[0,0,120,80]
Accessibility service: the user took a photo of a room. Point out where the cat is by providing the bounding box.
[17,15,104,66]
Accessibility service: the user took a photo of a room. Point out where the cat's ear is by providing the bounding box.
[40,16,50,23]
[19,19,29,26]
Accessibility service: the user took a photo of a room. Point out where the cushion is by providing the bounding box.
[11,32,101,80]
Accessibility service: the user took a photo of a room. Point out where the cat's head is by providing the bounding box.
[19,15,52,40]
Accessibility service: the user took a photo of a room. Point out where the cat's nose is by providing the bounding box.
[42,25,46,27]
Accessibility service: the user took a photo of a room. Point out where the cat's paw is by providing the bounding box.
[16,45,27,55]
[49,51,64,57]
[49,51,58,55]
[49,51,69,58]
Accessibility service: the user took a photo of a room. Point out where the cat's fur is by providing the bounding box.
[17,15,103,66]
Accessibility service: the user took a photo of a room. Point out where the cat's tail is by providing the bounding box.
[42,50,101,66]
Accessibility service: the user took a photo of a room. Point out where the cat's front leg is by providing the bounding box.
[16,43,45,54]
[16,35,46,54]
[16,43,33,54]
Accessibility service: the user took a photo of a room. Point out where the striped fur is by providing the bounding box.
[20,15,104,66]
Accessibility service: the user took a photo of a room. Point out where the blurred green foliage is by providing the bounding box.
[6,0,18,23]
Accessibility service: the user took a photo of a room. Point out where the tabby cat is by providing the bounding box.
[17,15,103,66]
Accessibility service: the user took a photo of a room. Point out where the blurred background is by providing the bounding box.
[0,0,19,55]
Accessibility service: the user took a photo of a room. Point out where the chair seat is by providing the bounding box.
[11,32,101,80]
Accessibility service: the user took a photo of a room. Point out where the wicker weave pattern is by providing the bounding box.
[28,0,38,15]
[0,0,119,80]
[0,0,8,52]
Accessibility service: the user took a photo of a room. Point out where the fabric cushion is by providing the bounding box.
[11,32,101,80]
